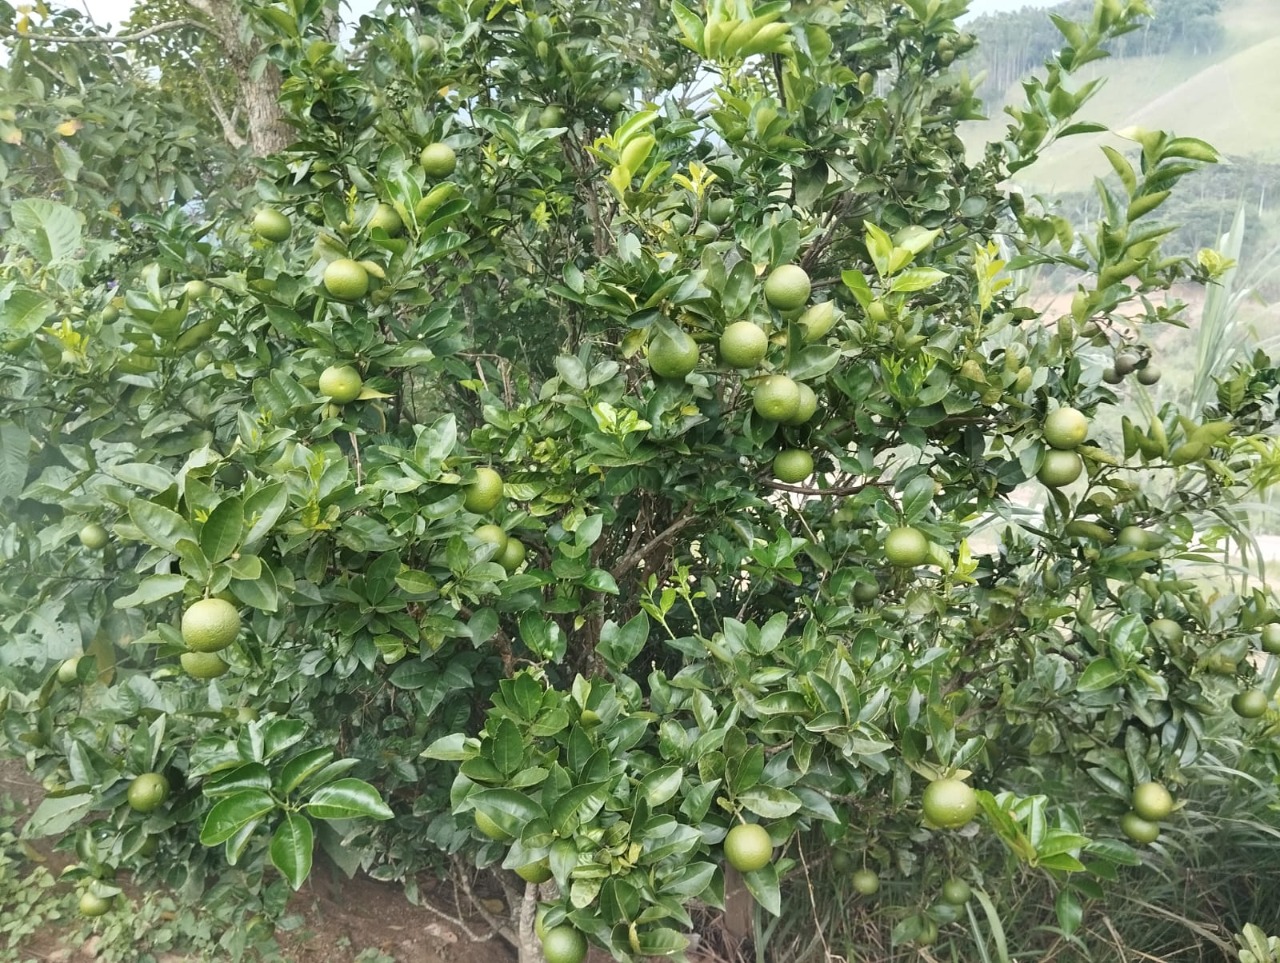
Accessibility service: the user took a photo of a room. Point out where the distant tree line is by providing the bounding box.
[969,0,1224,95]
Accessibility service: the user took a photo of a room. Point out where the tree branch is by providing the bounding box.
[191,54,246,149]
[1,18,213,44]
[610,512,697,581]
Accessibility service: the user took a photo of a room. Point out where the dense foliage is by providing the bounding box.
[2,0,1279,961]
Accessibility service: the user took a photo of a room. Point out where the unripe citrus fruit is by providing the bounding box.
[798,301,837,341]
[318,365,363,404]
[851,868,880,895]
[1131,782,1173,822]
[464,467,504,514]
[1043,407,1088,450]
[1262,624,1280,655]
[541,926,587,963]
[127,772,170,813]
[884,527,930,567]
[79,891,113,917]
[1149,619,1183,647]
[1116,526,1152,550]
[475,524,509,557]
[252,208,291,242]
[369,203,403,237]
[420,142,457,177]
[724,823,773,873]
[706,198,733,225]
[719,322,768,369]
[647,329,699,379]
[1102,367,1123,385]
[852,580,880,604]
[57,656,81,685]
[773,449,814,483]
[921,777,978,829]
[181,598,241,653]
[752,375,801,422]
[183,279,210,300]
[1136,366,1161,386]
[538,104,566,129]
[79,523,109,550]
[181,651,229,679]
[941,878,972,905]
[1233,688,1268,719]
[783,382,818,426]
[601,88,626,112]
[763,264,811,311]
[1114,351,1140,376]
[1120,811,1159,844]
[474,810,511,841]
[917,919,939,946]
[323,259,369,301]
[497,537,526,573]
[1037,450,1083,488]
[515,859,553,883]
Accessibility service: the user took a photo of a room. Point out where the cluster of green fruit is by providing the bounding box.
[178,597,241,680]
[1119,781,1175,845]
[1102,347,1160,387]
[644,262,838,487]
[76,773,169,917]
[464,467,527,573]
[252,142,460,408]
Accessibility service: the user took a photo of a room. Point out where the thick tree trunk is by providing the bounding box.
[186,0,289,156]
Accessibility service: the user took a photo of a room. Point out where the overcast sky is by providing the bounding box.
[77,0,1060,30]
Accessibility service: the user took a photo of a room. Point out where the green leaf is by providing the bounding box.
[128,499,197,553]
[11,199,82,263]
[279,748,335,795]
[306,779,393,821]
[742,862,781,915]
[0,423,31,497]
[640,766,684,807]
[737,786,802,819]
[1077,658,1124,692]
[270,812,314,890]
[0,288,54,336]
[22,792,92,838]
[113,574,189,609]
[105,463,176,493]
[200,498,244,564]
[889,267,946,293]
[200,790,276,846]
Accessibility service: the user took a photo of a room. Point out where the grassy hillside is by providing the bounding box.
[963,0,1280,191]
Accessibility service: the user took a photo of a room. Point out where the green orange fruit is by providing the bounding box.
[1233,689,1268,719]
[719,322,768,369]
[1131,782,1173,822]
[724,823,773,873]
[126,773,170,813]
[752,375,801,422]
[541,926,587,963]
[369,203,403,237]
[318,365,363,404]
[323,258,370,301]
[1121,811,1159,844]
[79,891,113,917]
[420,142,457,177]
[79,523,109,550]
[252,208,291,242]
[1043,407,1089,450]
[181,598,241,653]
[515,859,553,883]
[647,329,699,379]
[463,467,504,514]
[1037,450,1084,488]
[851,868,880,895]
[884,527,930,567]
[773,449,814,483]
[181,651,229,680]
[921,777,978,829]
[763,264,811,311]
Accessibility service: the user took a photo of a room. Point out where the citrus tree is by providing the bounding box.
[3,0,1279,961]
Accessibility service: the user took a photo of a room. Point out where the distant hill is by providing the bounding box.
[962,0,1280,192]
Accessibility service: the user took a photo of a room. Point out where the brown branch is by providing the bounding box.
[2,18,212,44]
[610,511,697,581]
[190,54,245,149]
[762,478,886,497]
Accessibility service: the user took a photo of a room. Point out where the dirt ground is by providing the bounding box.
[0,758,514,963]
